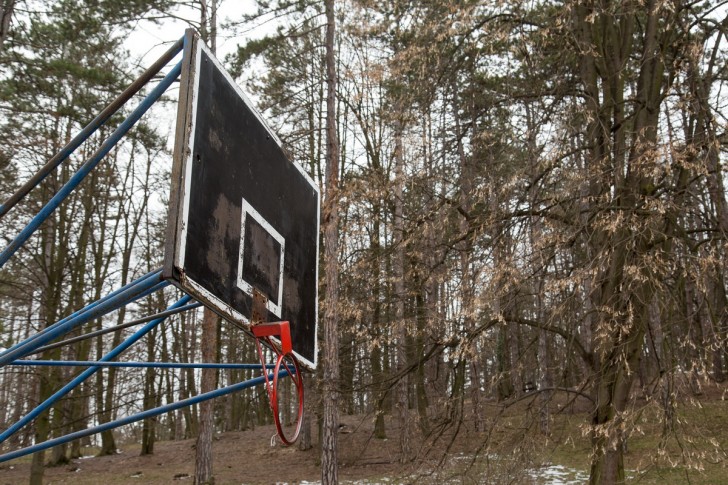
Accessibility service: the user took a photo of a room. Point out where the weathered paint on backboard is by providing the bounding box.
[164,31,320,370]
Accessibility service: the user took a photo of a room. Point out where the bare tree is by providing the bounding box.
[321,0,340,482]
[195,1,220,483]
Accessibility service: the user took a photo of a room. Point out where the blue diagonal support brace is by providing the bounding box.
[0,59,183,269]
[0,295,191,445]
[0,270,166,366]
[1,269,161,359]
[0,368,293,464]
[11,361,274,370]
[0,37,184,220]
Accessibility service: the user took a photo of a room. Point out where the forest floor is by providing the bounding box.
[1,380,728,484]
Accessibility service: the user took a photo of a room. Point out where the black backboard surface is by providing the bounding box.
[165,33,320,370]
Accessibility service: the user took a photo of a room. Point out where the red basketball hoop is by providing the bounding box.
[252,321,304,445]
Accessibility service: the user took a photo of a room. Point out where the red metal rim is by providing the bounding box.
[272,351,304,445]
[254,335,304,445]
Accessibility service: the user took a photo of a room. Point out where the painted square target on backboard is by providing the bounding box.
[164,31,320,370]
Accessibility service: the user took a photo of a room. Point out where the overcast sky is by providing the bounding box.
[123,1,268,69]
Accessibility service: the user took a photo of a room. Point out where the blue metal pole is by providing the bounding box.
[0,60,184,269]
[1,269,161,358]
[11,361,274,370]
[0,369,293,463]
[0,37,184,219]
[0,295,190,444]
[29,301,203,355]
[0,273,167,366]
[0,273,165,365]
[6,280,168,365]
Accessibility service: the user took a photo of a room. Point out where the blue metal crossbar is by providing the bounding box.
[0,59,184,269]
[11,361,274,370]
[0,37,185,220]
[29,302,203,355]
[0,295,190,444]
[2,269,161,358]
[0,270,166,367]
[0,368,294,464]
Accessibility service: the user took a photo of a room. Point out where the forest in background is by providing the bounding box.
[1,1,728,484]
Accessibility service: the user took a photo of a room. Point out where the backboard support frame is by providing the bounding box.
[0,30,308,461]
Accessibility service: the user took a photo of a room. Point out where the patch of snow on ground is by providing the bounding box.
[278,461,593,485]
[529,464,589,484]
[279,481,391,485]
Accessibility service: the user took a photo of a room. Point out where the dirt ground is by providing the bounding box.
[3,380,728,484]
[0,412,457,485]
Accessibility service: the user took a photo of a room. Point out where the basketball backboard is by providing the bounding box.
[164,31,320,370]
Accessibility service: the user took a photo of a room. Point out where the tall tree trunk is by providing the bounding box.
[570,2,669,481]
[370,211,387,439]
[99,147,150,456]
[67,175,93,459]
[31,167,64,484]
[686,30,728,382]
[537,324,551,435]
[195,3,219,481]
[297,373,314,451]
[182,310,200,438]
[453,84,480,430]
[525,98,552,434]
[195,308,218,484]
[414,284,429,435]
[141,319,159,455]
[321,0,340,481]
[393,120,410,461]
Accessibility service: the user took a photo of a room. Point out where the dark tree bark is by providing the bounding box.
[195,308,218,485]
[0,0,14,50]
[392,120,411,461]
[195,3,219,482]
[321,0,340,482]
